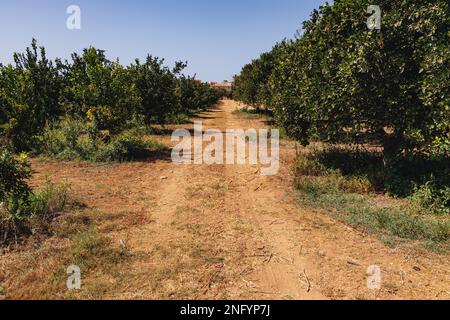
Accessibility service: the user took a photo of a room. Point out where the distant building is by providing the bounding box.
[208,81,233,91]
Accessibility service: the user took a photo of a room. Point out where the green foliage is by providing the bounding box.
[234,0,449,219]
[0,148,71,244]
[295,146,449,210]
[0,148,32,221]
[37,118,167,162]
[0,39,62,151]
[29,182,70,219]
[59,47,141,132]
[37,118,87,160]
[177,75,224,113]
[130,56,181,125]
[408,182,450,216]
[232,44,283,109]
[1,40,222,153]
[294,150,375,195]
[233,0,449,157]
[99,132,167,162]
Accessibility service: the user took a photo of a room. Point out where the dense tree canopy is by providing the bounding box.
[0,39,62,150]
[59,47,141,132]
[0,40,224,151]
[233,0,449,159]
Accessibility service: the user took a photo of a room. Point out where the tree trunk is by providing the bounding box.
[382,131,404,168]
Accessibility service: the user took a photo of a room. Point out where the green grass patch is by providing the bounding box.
[232,108,271,119]
[48,214,130,298]
[294,148,450,252]
[299,190,449,250]
[68,228,128,270]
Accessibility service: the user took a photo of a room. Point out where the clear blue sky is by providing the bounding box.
[0,0,328,82]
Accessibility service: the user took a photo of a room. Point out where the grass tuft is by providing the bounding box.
[69,228,128,270]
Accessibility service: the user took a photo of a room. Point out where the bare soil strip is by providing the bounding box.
[1,100,448,299]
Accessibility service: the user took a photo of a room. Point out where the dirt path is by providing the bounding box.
[4,100,449,300]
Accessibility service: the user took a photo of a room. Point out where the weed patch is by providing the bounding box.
[37,119,169,163]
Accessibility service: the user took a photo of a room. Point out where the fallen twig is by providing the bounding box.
[347,258,361,266]
[301,268,311,292]
[269,219,284,226]
[265,253,274,264]
[254,183,263,191]
[400,271,405,285]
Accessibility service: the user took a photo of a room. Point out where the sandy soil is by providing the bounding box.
[1,100,449,300]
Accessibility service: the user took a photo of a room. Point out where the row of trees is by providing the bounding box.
[232,0,449,161]
[0,39,224,151]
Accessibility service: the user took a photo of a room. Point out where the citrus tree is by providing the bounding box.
[234,0,450,161]
[59,47,141,132]
[0,39,62,151]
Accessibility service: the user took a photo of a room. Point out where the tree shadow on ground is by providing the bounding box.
[313,146,450,197]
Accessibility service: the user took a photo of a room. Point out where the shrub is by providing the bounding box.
[408,183,450,216]
[0,148,71,244]
[293,152,329,177]
[295,145,449,213]
[0,148,32,242]
[30,181,71,219]
[37,118,86,160]
[294,144,449,250]
[96,133,166,162]
[27,181,72,239]
[37,118,167,163]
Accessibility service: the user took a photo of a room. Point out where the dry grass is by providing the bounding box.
[0,208,131,299]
